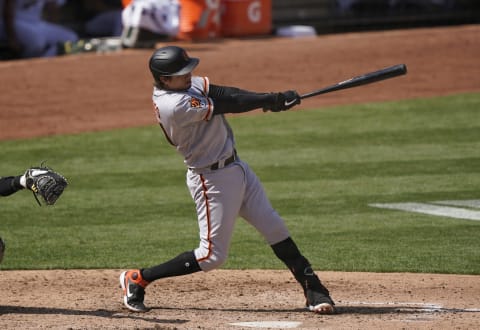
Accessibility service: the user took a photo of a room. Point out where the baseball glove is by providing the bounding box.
[0,237,5,264]
[24,164,68,206]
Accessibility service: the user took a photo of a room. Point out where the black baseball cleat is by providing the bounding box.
[119,270,150,312]
[306,283,335,314]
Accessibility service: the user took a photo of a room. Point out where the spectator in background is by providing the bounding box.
[120,0,181,48]
[0,0,78,59]
[81,0,123,38]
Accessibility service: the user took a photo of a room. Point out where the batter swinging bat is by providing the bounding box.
[300,64,407,100]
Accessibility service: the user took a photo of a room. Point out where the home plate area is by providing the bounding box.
[228,302,480,329]
[229,321,302,328]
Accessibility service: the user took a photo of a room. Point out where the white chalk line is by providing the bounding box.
[369,201,480,221]
[343,301,480,313]
[433,199,480,208]
[227,302,480,328]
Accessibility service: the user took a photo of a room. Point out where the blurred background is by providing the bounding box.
[273,0,479,34]
[56,0,480,37]
[1,0,479,60]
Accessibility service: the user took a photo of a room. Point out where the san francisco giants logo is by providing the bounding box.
[190,97,202,107]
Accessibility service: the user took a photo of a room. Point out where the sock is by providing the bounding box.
[141,251,201,282]
[271,237,326,295]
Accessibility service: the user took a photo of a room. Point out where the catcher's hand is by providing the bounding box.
[24,164,68,206]
[0,237,5,264]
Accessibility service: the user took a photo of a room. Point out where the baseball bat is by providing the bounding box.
[300,64,407,99]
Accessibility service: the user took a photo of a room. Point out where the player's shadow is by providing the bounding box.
[0,305,188,325]
[335,306,435,314]
[154,305,478,315]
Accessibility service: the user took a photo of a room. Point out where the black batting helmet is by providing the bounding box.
[149,46,199,78]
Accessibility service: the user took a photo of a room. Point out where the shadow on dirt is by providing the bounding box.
[337,306,435,314]
[152,305,479,315]
[0,305,188,325]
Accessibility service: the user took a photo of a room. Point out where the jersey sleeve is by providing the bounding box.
[173,77,214,124]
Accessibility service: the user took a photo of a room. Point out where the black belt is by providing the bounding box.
[210,151,236,170]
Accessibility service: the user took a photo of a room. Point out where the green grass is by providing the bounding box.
[1,93,479,274]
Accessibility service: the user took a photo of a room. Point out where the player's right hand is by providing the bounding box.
[267,90,301,112]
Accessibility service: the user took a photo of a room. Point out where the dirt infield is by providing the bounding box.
[1,269,479,329]
[1,25,479,329]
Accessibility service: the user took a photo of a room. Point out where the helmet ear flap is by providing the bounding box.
[153,75,171,89]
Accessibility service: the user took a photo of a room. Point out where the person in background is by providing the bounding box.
[81,0,123,38]
[0,0,78,59]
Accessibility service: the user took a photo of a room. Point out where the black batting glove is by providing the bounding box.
[267,90,301,112]
[282,90,301,109]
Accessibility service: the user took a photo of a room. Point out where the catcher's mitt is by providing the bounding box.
[24,164,68,206]
[0,237,5,264]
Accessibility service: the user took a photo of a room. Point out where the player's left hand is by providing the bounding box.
[266,90,301,112]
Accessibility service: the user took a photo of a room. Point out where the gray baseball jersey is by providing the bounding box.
[152,76,290,271]
[153,76,235,169]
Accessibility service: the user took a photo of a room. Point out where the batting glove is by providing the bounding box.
[268,90,301,112]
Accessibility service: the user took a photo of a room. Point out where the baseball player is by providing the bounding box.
[0,174,25,264]
[0,166,68,264]
[120,46,335,314]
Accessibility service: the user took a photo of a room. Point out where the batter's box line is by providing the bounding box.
[340,301,480,313]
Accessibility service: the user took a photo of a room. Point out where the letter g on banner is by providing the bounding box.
[248,1,261,23]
